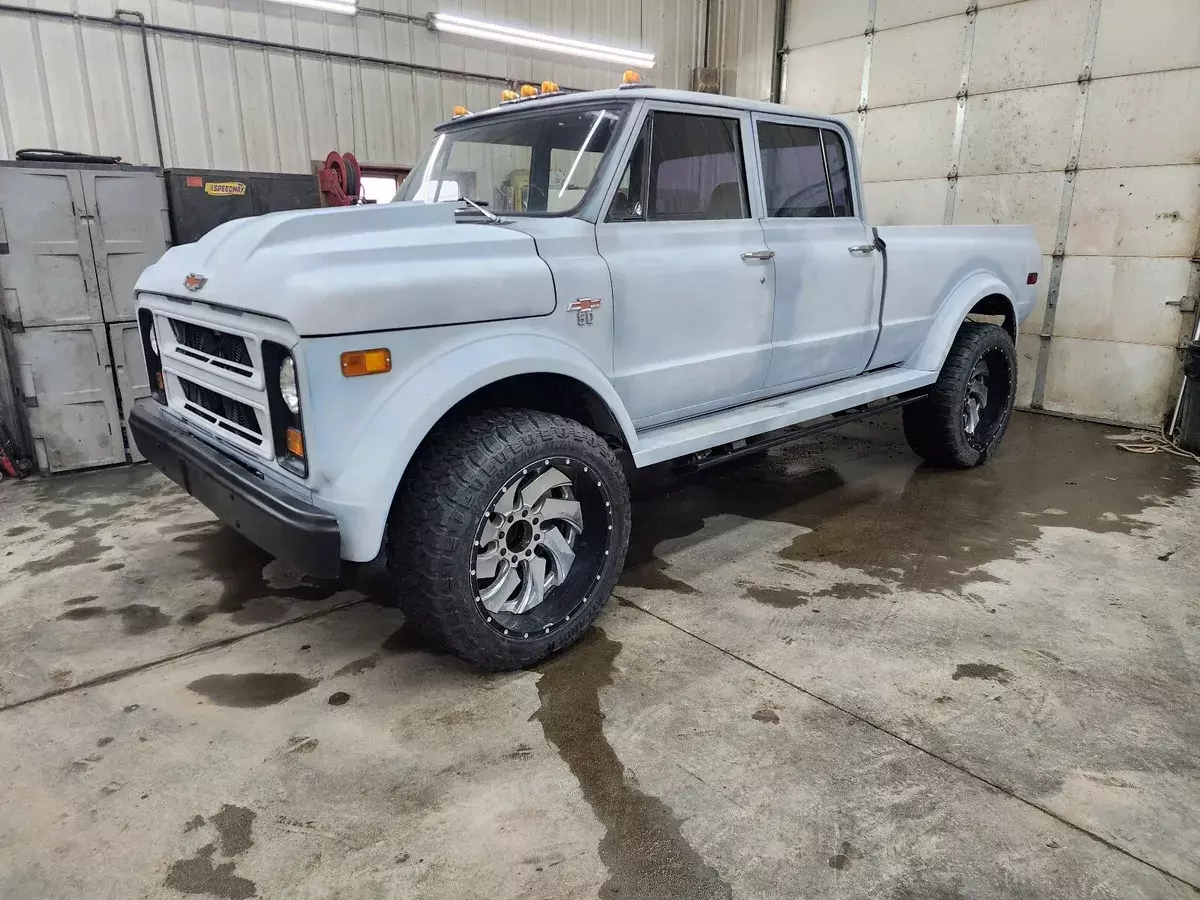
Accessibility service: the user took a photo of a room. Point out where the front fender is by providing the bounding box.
[312,331,638,562]
[904,273,1016,373]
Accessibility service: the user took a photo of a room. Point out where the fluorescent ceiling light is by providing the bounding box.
[263,0,357,15]
[432,13,655,68]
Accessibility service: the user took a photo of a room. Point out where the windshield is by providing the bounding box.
[395,103,627,215]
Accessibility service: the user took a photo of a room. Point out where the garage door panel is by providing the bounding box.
[1092,0,1200,78]
[1067,165,1200,258]
[869,16,966,107]
[1053,256,1190,346]
[861,99,956,181]
[1014,334,1038,409]
[954,172,1064,252]
[876,0,971,31]
[972,0,1091,93]
[863,178,946,225]
[960,83,1077,176]
[1042,337,1175,426]
[786,0,869,47]
[782,38,866,114]
[1079,69,1200,169]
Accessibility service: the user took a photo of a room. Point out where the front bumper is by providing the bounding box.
[129,401,341,578]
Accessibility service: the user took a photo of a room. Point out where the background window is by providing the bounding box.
[822,130,854,217]
[648,113,748,220]
[757,122,832,218]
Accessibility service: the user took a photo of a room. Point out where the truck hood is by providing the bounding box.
[135,202,556,336]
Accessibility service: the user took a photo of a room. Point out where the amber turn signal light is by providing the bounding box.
[452,105,470,116]
[500,89,519,102]
[519,83,538,97]
[340,348,392,377]
[541,81,559,94]
[285,427,304,458]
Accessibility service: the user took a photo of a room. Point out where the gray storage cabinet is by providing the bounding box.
[0,161,168,472]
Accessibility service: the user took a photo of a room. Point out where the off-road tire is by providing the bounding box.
[902,322,1017,468]
[387,409,631,670]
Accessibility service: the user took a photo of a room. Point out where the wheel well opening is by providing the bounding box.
[446,374,628,451]
[966,294,1017,341]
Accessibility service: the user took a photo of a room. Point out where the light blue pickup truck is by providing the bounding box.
[130,83,1040,669]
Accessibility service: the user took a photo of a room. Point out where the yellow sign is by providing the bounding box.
[204,181,247,196]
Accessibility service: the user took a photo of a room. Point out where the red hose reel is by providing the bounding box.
[318,150,363,206]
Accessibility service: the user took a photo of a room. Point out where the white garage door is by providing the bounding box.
[783,0,1200,427]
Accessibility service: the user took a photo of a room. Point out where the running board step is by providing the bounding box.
[631,368,936,467]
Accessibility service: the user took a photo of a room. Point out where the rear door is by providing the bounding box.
[752,116,881,390]
[596,103,774,426]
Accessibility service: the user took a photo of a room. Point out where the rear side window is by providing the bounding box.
[757,122,856,218]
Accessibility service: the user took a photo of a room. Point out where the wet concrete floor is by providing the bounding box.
[0,411,1198,899]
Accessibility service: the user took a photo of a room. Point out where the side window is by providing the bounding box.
[649,113,749,220]
[757,122,832,218]
[607,122,648,222]
[822,130,855,217]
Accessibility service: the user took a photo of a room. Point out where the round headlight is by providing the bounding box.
[279,356,300,414]
[148,326,159,356]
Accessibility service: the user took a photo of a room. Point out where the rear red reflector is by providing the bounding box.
[1027,273,1038,285]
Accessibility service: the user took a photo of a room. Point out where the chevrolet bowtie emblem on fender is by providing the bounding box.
[184,273,208,292]
[568,297,602,326]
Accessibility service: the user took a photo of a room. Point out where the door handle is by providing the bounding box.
[741,250,775,261]
[848,244,876,255]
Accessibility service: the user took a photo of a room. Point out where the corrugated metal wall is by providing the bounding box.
[0,0,703,172]
[705,0,777,100]
[783,0,1200,427]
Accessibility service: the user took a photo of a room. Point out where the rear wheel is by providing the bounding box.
[388,409,631,670]
[902,322,1017,468]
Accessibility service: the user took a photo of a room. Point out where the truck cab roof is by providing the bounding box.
[436,86,848,133]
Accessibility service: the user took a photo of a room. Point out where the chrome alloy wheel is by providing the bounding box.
[472,464,584,616]
[963,358,990,436]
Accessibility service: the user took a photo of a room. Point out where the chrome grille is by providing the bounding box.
[178,376,264,445]
[169,318,254,378]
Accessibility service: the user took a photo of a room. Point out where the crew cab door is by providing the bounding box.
[752,115,881,390]
[596,103,773,426]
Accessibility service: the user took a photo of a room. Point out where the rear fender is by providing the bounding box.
[904,273,1016,373]
[319,333,638,562]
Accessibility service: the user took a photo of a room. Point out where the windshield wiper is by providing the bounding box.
[454,197,510,224]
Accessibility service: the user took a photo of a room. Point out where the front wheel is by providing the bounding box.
[388,409,631,670]
[902,322,1017,468]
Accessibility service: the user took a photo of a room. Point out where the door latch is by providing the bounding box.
[741,250,775,261]
[848,244,876,255]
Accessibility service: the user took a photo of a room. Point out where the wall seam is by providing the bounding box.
[1031,0,1104,409]
[943,3,977,225]
[855,0,876,162]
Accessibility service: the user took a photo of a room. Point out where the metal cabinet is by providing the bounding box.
[0,161,168,472]
[12,325,126,473]
[110,321,150,463]
[0,167,102,328]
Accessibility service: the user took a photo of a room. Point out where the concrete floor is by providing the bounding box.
[1,411,1198,900]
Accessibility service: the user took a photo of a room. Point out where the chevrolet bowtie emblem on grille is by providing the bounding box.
[184,273,207,292]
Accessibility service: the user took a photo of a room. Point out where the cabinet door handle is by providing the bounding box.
[848,244,876,255]
[741,250,775,261]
